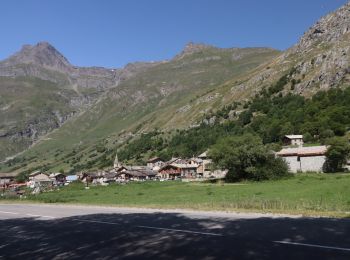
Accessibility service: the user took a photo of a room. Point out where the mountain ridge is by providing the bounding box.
[0,41,279,162]
[2,42,71,69]
[1,1,350,173]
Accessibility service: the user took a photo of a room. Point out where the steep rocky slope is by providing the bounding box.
[229,1,350,98]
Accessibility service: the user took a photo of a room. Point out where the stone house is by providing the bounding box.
[197,151,213,178]
[28,171,42,180]
[0,172,18,187]
[196,151,227,179]
[27,173,53,188]
[147,157,165,170]
[49,173,66,185]
[158,164,181,179]
[276,146,327,173]
[158,163,198,179]
[116,169,156,181]
[283,135,304,147]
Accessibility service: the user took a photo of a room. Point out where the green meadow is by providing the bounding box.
[10,173,350,217]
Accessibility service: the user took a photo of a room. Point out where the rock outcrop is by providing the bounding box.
[233,1,350,97]
[292,2,350,53]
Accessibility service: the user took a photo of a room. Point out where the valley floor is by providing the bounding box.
[3,173,350,217]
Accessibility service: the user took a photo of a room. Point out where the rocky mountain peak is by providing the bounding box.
[183,42,212,53]
[1,41,71,70]
[174,42,214,59]
[292,1,350,53]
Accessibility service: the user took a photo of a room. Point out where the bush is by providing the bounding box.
[96,145,106,153]
[268,73,289,94]
[239,110,253,125]
[303,132,314,143]
[209,134,291,182]
[323,137,350,173]
[320,129,335,140]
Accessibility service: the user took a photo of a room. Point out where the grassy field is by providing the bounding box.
[7,173,350,217]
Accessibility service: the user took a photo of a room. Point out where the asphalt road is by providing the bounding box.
[0,204,350,259]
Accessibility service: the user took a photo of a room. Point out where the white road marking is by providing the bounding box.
[73,219,223,236]
[26,213,56,219]
[0,210,221,236]
[72,218,121,225]
[26,213,41,217]
[0,211,18,215]
[274,241,350,252]
[136,225,223,236]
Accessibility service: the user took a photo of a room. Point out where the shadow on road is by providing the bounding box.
[1,212,350,259]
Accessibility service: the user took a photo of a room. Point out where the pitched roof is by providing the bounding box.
[159,162,198,171]
[32,173,51,182]
[0,172,18,178]
[172,163,199,169]
[121,169,156,177]
[284,135,303,139]
[198,151,208,158]
[29,170,41,177]
[276,146,327,157]
[166,158,189,164]
[159,164,179,171]
[49,173,65,178]
[83,172,100,178]
[124,166,152,171]
[124,171,146,177]
[192,158,203,163]
[104,173,118,179]
[147,157,163,163]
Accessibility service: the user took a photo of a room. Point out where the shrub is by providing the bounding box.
[209,134,291,182]
[303,132,314,143]
[323,137,350,173]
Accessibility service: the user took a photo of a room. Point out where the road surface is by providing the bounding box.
[0,203,350,259]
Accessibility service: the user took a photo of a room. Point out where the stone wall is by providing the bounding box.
[283,155,325,173]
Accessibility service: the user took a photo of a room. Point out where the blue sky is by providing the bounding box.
[0,0,348,68]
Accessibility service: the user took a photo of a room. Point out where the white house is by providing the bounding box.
[276,146,327,173]
[283,135,304,147]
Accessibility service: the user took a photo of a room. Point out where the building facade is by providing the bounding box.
[276,146,327,173]
[283,135,304,147]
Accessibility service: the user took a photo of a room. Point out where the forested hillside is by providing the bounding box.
[116,86,350,164]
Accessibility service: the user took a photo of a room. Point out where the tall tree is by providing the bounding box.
[209,134,290,181]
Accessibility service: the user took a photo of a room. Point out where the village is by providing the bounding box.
[0,134,333,196]
[0,150,228,195]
